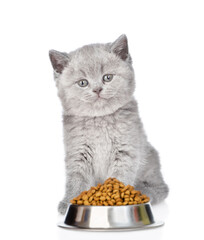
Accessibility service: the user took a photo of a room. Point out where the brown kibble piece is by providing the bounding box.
[114,194,120,199]
[82,195,88,201]
[100,196,106,201]
[95,192,102,197]
[115,198,123,203]
[107,184,112,188]
[113,185,119,190]
[119,183,125,188]
[108,200,114,206]
[106,196,111,201]
[111,194,116,199]
[87,191,92,197]
[135,197,141,202]
[91,189,96,194]
[89,196,93,202]
[84,200,90,205]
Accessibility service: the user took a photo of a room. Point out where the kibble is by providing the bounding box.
[70,178,150,206]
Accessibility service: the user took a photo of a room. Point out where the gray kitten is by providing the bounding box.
[49,35,169,215]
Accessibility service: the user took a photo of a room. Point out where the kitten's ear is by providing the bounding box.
[111,34,129,61]
[49,50,69,74]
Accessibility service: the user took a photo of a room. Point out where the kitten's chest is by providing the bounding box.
[84,116,119,179]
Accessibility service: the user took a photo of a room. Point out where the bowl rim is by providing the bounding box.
[67,201,151,208]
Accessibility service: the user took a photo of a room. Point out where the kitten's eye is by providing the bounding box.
[77,79,89,87]
[103,74,114,82]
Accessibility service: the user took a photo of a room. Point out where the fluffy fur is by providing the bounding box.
[49,35,169,215]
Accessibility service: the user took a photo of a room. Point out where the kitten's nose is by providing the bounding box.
[93,87,103,94]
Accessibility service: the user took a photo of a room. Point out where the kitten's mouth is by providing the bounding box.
[92,95,106,103]
[97,95,104,99]
[82,93,114,103]
[95,93,115,101]
[95,94,105,100]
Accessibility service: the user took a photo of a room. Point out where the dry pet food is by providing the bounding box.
[70,178,150,206]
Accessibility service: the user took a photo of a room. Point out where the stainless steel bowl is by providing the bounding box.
[58,202,164,231]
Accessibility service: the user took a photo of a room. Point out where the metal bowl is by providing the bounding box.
[58,202,164,231]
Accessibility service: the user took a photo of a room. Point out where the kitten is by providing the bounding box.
[49,35,169,215]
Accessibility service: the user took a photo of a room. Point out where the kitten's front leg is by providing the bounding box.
[58,156,94,215]
[135,146,169,204]
[107,151,137,186]
[58,173,88,215]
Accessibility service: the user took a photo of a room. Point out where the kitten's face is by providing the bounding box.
[49,35,135,117]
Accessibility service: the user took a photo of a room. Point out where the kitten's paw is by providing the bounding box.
[58,201,68,215]
[147,183,169,204]
[136,181,169,205]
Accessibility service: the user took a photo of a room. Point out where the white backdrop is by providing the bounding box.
[0,0,204,239]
